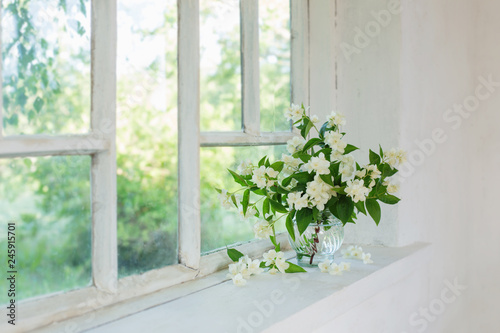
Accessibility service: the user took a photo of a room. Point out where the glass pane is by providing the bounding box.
[201,145,287,253]
[117,0,178,277]
[200,0,242,131]
[259,0,291,132]
[2,0,91,135]
[0,156,91,303]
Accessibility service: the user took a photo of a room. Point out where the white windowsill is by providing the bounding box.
[37,243,431,333]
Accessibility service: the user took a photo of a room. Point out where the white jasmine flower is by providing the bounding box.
[269,267,279,275]
[330,150,343,162]
[287,192,302,209]
[266,167,279,178]
[351,246,364,259]
[219,190,233,209]
[342,245,364,259]
[355,169,367,178]
[362,252,373,264]
[366,164,381,179]
[287,136,306,154]
[304,153,330,175]
[237,160,253,176]
[368,180,376,188]
[248,259,263,275]
[263,250,287,270]
[253,220,273,239]
[282,154,302,176]
[339,262,351,271]
[263,250,278,266]
[326,111,346,127]
[239,206,257,220]
[306,175,335,211]
[275,258,290,274]
[384,148,407,168]
[345,179,370,203]
[328,263,343,276]
[383,179,400,194]
[324,131,347,153]
[285,103,304,122]
[239,255,252,265]
[232,273,247,286]
[318,259,331,273]
[294,193,309,211]
[311,115,320,123]
[252,166,268,189]
[339,155,355,180]
[227,262,243,277]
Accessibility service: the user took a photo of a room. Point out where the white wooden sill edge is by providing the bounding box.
[35,243,431,333]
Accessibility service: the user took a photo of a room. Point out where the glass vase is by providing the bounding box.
[288,212,344,266]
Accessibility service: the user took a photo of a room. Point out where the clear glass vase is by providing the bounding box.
[288,212,344,266]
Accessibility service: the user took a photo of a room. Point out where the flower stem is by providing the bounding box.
[309,225,321,265]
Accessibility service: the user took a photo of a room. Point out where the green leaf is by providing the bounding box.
[379,144,384,159]
[250,187,267,196]
[286,213,295,242]
[262,198,270,217]
[269,199,288,214]
[258,156,267,167]
[34,97,44,112]
[285,262,307,273]
[289,184,306,193]
[230,194,238,208]
[270,186,289,195]
[369,150,381,165]
[337,196,354,224]
[379,194,401,205]
[214,188,222,193]
[228,169,247,187]
[303,138,322,152]
[329,162,340,176]
[366,199,381,225]
[294,152,311,163]
[282,176,293,187]
[319,122,330,138]
[344,144,359,155]
[79,0,87,16]
[270,161,284,173]
[331,186,346,195]
[319,174,334,187]
[227,248,244,262]
[355,200,367,215]
[296,208,313,235]
[291,171,313,184]
[381,163,398,178]
[242,189,250,215]
[300,118,314,138]
[260,261,268,268]
[325,196,338,210]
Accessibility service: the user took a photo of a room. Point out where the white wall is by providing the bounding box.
[309,0,500,331]
[467,0,500,331]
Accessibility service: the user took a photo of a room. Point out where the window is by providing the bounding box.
[0,0,309,327]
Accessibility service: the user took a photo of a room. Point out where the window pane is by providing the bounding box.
[201,145,287,253]
[1,0,91,135]
[200,0,242,132]
[259,0,291,132]
[117,0,178,277]
[0,156,91,303]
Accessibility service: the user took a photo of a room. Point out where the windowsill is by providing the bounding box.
[38,243,431,333]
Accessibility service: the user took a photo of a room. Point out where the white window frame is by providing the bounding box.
[0,0,310,330]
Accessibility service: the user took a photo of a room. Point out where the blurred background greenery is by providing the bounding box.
[0,0,290,303]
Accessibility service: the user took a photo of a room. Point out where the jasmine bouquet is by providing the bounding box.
[218,104,406,279]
